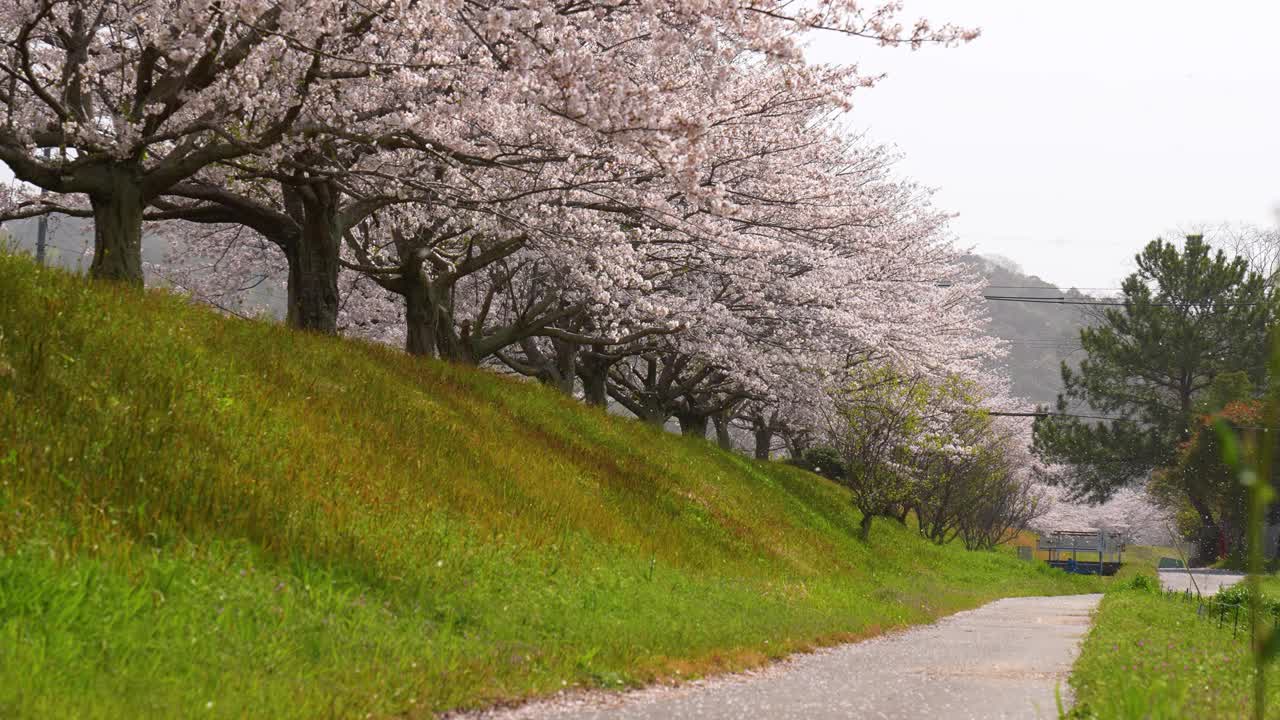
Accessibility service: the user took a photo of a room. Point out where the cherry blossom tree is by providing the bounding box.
[1034,484,1174,546]
[0,0,351,282]
[1,0,975,297]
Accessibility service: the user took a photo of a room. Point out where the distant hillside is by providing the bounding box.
[966,255,1097,406]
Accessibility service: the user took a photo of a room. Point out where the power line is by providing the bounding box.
[984,294,1271,308]
[988,411,1124,421]
[991,410,1274,432]
[984,295,1123,306]
[1001,340,1081,345]
[983,285,1123,292]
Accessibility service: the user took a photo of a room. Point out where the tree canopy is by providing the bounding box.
[1033,235,1275,554]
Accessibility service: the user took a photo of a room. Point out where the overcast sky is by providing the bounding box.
[807,0,1280,291]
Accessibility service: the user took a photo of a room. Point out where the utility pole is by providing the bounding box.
[34,206,48,266]
[34,147,50,265]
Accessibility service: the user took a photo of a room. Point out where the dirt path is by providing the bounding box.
[465,594,1102,720]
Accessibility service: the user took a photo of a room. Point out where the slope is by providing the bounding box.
[0,253,1099,719]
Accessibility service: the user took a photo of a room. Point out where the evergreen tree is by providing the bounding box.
[1033,235,1275,559]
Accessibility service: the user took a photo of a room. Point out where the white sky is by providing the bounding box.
[807,0,1280,290]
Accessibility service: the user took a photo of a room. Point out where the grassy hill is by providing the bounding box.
[0,253,1099,719]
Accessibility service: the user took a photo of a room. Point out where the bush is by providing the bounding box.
[1124,573,1159,593]
[1215,583,1251,605]
[786,446,846,482]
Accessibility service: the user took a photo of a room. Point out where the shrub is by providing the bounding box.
[786,446,846,482]
[1124,573,1159,593]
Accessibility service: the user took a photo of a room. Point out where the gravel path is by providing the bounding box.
[1157,569,1246,595]
[464,594,1102,720]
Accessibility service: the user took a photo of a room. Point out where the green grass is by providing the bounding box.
[0,254,1101,719]
[1067,577,1280,719]
[1111,545,1180,582]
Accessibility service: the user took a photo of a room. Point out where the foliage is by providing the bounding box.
[0,255,1101,718]
[1215,336,1280,720]
[1070,331,1280,720]
[1122,573,1160,593]
[1200,371,1258,415]
[955,474,1045,551]
[785,446,847,483]
[1034,234,1276,559]
[821,365,935,537]
[1151,401,1278,560]
[820,365,1046,545]
[908,382,1046,550]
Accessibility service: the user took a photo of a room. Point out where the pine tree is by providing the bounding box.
[1033,235,1275,560]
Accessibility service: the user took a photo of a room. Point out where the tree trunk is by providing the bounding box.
[283,184,341,334]
[1194,523,1222,566]
[285,238,339,334]
[783,431,811,459]
[676,413,708,438]
[436,316,476,364]
[403,278,436,357]
[712,411,734,450]
[88,171,145,285]
[754,427,773,460]
[551,338,577,396]
[1189,496,1223,565]
[578,349,611,407]
[642,411,668,427]
[858,512,873,541]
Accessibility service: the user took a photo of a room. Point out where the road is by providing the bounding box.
[467,594,1102,720]
[1157,569,1246,595]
